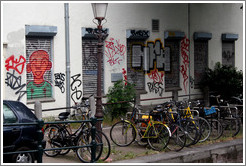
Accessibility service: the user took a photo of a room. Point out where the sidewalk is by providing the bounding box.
[42,137,243,163]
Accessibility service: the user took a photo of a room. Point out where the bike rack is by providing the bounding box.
[3,118,102,163]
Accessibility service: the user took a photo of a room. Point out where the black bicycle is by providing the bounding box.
[43,112,111,162]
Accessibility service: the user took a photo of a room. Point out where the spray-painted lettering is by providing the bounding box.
[180,36,190,94]
[5,55,26,74]
[71,74,82,104]
[105,38,126,66]
[5,70,27,101]
[54,73,65,93]
[122,68,127,85]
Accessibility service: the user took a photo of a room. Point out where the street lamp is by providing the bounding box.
[91,3,108,131]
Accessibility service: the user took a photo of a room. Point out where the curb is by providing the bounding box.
[113,138,243,163]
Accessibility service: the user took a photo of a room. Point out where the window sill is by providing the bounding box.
[27,98,56,104]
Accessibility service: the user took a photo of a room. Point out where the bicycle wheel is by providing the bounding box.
[110,120,136,147]
[43,125,62,157]
[135,121,148,146]
[74,107,90,120]
[209,119,223,140]
[196,117,211,143]
[181,119,199,147]
[222,117,240,137]
[76,130,103,163]
[167,123,186,152]
[96,130,111,161]
[147,123,170,151]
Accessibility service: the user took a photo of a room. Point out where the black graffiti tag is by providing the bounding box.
[54,73,65,93]
[5,70,27,101]
[147,81,164,96]
[71,74,82,104]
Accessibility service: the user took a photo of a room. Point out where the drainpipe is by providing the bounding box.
[188,3,191,101]
[65,3,71,112]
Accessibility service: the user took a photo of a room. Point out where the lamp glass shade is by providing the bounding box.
[92,3,108,19]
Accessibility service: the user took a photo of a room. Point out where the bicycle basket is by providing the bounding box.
[204,107,216,116]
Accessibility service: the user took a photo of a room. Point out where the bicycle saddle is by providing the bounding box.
[58,112,70,120]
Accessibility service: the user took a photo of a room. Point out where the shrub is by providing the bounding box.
[200,62,243,100]
[106,80,136,120]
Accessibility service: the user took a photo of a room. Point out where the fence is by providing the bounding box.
[3,116,102,163]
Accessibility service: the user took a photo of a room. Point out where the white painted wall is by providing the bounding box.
[2,2,244,116]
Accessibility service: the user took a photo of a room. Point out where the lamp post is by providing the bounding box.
[91,3,108,132]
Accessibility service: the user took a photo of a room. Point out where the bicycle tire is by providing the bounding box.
[222,117,241,137]
[209,119,223,140]
[74,107,90,120]
[135,121,148,146]
[110,120,136,147]
[96,130,111,161]
[76,130,103,163]
[196,117,211,143]
[181,119,199,147]
[167,123,186,152]
[147,123,170,151]
[43,125,63,157]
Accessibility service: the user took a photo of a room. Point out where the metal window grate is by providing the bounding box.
[152,19,159,32]
[26,37,53,100]
[82,39,104,95]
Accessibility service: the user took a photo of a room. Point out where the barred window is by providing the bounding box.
[26,37,53,100]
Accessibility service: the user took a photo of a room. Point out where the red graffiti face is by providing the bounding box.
[27,50,52,84]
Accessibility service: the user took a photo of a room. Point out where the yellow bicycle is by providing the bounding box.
[110,109,171,151]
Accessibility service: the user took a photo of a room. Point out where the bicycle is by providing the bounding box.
[192,100,224,140]
[154,103,187,152]
[210,95,241,137]
[43,112,111,162]
[179,101,211,143]
[162,101,200,147]
[110,108,171,151]
[71,96,91,121]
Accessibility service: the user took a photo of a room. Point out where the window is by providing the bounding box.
[164,40,180,89]
[81,28,104,95]
[222,41,235,67]
[194,41,208,87]
[26,37,53,100]
[3,104,17,123]
[221,33,238,67]
[127,40,145,90]
[25,25,57,102]
[126,30,150,91]
[152,19,159,32]
[82,39,104,95]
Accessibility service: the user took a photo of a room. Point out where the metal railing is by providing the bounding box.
[3,117,102,163]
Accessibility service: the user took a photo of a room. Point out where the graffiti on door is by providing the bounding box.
[26,50,52,99]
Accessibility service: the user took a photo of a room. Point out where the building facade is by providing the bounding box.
[2,2,244,116]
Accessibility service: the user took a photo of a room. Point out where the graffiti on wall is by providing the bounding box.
[130,39,170,73]
[105,38,126,66]
[5,70,27,101]
[180,36,190,94]
[129,39,169,95]
[5,55,27,101]
[147,68,164,96]
[71,74,82,104]
[127,30,150,39]
[122,68,127,85]
[26,50,52,99]
[5,55,26,74]
[54,73,65,93]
